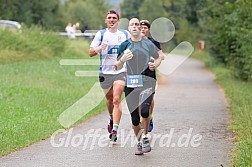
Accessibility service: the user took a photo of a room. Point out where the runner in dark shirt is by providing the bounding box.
[140,19,165,132]
[114,18,162,155]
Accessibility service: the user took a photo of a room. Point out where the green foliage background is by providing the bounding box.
[0,0,111,30]
[121,0,251,81]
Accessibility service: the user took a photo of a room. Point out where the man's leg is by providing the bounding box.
[99,74,115,133]
[103,87,114,133]
[150,96,154,116]
[112,80,124,129]
[148,95,154,132]
[125,87,144,155]
[104,88,114,115]
[109,80,124,141]
[139,87,154,153]
[140,96,153,136]
[149,79,157,132]
[141,116,150,136]
[131,111,143,155]
[100,74,114,116]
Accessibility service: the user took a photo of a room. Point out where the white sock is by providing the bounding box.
[142,133,148,139]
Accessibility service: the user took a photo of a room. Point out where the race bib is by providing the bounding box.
[126,75,143,88]
[107,45,119,54]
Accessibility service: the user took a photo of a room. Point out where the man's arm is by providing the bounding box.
[148,41,162,71]
[89,31,106,57]
[152,39,165,61]
[89,44,106,57]
[154,56,162,67]
[89,47,99,57]
[114,58,125,71]
[149,56,161,71]
[158,50,165,60]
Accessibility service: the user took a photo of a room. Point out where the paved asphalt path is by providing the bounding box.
[0,55,233,167]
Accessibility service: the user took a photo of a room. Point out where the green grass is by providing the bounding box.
[0,37,106,156]
[192,50,252,166]
[0,27,65,63]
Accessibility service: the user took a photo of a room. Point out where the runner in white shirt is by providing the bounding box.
[89,10,130,141]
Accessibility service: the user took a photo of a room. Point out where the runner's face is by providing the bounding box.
[128,19,141,36]
[105,14,119,28]
[140,25,149,37]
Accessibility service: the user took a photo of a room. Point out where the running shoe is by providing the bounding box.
[148,118,153,132]
[107,119,113,133]
[109,130,117,142]
[135,142,144,155]
[142,137,151,153]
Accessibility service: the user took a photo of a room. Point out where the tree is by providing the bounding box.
[191,0,251,80]
[0,0,61,29]
[226,0,252,80]
[120,0,144,19]
[139,0,168,22]
[63,0,110,30]
[0,0,108,30]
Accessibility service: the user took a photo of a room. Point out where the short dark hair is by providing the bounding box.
[140,20,150,29]
[106,10,120,19]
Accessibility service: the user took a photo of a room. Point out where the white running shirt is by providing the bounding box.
[90,29,130,74]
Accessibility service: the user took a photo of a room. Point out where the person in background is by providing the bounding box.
[140,19,165,132]
[65,23,75,39]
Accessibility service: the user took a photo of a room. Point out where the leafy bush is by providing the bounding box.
[196,0,252,81]
[228,1,252,81]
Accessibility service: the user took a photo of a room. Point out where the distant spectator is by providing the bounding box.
[81,25,89,33]
[65,23,75,39]
[72,22,80,32]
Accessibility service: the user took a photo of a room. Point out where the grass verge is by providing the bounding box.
[0,38,106,156]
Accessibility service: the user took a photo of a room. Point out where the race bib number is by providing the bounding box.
[126,75,143,88]
[107,45,119,54]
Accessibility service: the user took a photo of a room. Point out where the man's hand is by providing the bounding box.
[89,41,108,57]
[120,49,133,62]
[101,41,108,50]
[95,41,108,53]
[148,62,156,71]
[114,49,133,70]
